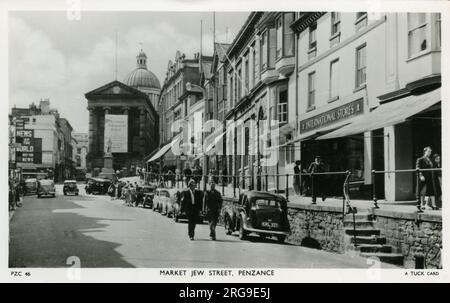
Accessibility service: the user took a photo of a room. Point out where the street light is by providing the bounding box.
[185,82,208,191]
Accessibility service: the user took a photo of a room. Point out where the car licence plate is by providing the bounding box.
[261,222,279,228]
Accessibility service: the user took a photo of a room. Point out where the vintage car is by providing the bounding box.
[137,185,156,208]
[24,178,38,195]
[37,179,56,198]
[153,188,176,216]
[85,178,111,195]
[63,180,79,196]
[223,191,290,243]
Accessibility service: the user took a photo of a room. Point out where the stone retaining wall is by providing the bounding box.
[221,197,442,268]
[370,209,442,269]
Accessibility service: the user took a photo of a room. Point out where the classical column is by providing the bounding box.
[139,106,146,155]
[123,106,130,153]
[87,106,94,155]
[103,106,111,154]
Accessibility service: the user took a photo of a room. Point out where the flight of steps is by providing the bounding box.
[344,212,404,267]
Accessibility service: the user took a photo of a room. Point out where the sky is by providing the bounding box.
[8,11,250,133]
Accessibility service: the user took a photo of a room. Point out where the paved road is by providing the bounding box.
[9,184,396,268]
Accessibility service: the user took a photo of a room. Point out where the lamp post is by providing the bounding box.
[186,82,209,191]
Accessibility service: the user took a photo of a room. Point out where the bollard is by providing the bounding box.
[221,174,224,196]
[285,174,289,202]
[416,168,423,213]
[372,170,379,209]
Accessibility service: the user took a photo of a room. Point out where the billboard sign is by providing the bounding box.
[15,129,35,163]
[104,114,128,153]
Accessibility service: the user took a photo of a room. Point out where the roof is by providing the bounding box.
[241,190,285,200]
[64,180,77,183]
[124,68,161,89]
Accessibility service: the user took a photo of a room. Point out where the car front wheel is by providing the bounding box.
[239,218,248,240]
[224,216,233,235]
[277,235,286,243]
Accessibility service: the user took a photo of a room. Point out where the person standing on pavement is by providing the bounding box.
[416,146,437,210]
[183,165,193,188]
[205,180,223,240]
[308,156,327,204]
[181,180,204,240]
[108,182,116,200]
[293,160,301,196]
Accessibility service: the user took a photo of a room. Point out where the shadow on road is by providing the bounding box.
[9,196,136,268]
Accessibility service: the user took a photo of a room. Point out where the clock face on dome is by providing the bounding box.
[112,86,120,94]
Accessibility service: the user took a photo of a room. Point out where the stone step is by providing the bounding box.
[345,228,381,236]
[355,244,393,253]
[344,213,372,221]
[360,252,404,267]
[343,220,374,229]
[349,235,386,245]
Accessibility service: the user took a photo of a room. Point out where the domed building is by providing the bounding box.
[84,49,160,179]
[124,50,161,110]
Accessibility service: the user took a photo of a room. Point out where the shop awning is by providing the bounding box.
[317,88,441,140]
[147,135,181,162]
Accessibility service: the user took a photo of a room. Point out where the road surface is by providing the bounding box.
[9,184,397,268]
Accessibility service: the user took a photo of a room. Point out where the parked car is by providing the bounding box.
[223,191,290,243]
[63,180,79,196]
[85,178,111,195]
[24,178,38,195]
[153,188,173,216]
[37,179,56,198]
[136,185,156,208]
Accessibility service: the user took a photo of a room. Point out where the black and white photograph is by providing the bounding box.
[2,0,449,283]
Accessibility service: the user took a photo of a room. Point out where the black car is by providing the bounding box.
[223,191,290,243]
[85,178,111,195]
[63,180,79,196]
[136,185,156,208]
[37,179,56,198]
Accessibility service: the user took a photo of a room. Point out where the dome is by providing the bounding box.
[124,50,161,90]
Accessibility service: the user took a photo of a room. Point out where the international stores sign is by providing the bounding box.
[15,129,42,164]
[104,114,128,153]
[299,99,364,133]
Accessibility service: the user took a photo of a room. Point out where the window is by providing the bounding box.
[408,13,428,57]
[237,67,242,100]
[285,144,296,164]
[268,28,277,68]
[356,12,368,31]
[277,86,288,123]
[331,12,341,35]
[356,44,367,88]
[276,17,283,59]
[309,23,317,49]
[330,59,339,99]
[252,47,257,86]
[308,72,316,109]
[244,57,249,93]
[244,127,249,167]
[283,13,295,56]
[261,31,268,70]
[174,109,181,121]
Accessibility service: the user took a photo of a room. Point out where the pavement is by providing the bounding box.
[9,183,400,268]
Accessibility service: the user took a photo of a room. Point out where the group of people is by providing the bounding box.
[293,155,328,204]
[416,146,442,210]
[107,180,143,207]
[180,179,223,241]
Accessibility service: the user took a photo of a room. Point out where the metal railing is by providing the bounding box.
[372,167,442,213]
[142,170,353,217]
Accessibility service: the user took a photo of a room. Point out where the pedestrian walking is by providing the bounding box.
[205,180,223,240]
[175,168,181,188]
[308,156,327,204]
[183,165,192,188]
[293,160,301,196]
[108,182,116,200]
[180,180,204,240]
[416,147,438,210]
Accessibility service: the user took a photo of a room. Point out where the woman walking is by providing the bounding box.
[416,146,438,210]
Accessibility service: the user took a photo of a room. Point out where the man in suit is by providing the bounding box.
[181,179,204,240]
[308,155,327,204]
[205,180,223,240]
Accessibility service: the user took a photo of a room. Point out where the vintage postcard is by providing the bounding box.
[1,0,448,284]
